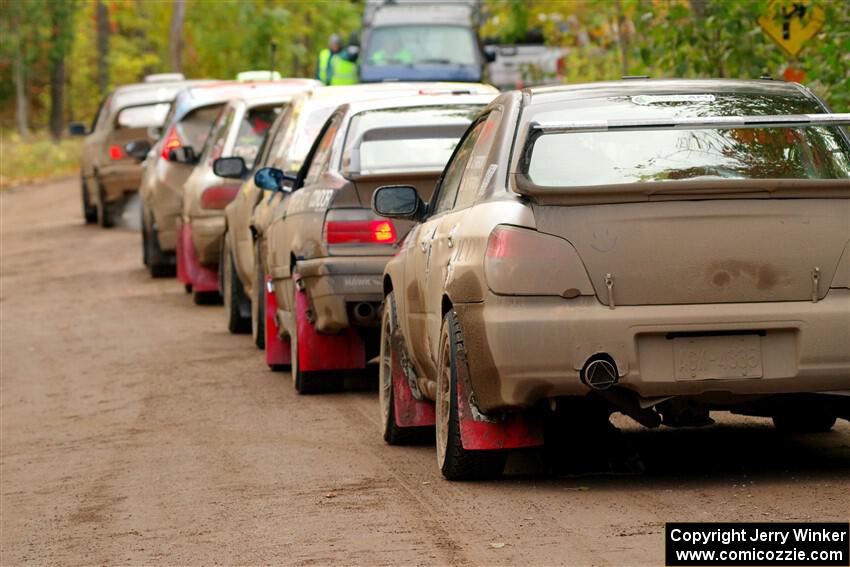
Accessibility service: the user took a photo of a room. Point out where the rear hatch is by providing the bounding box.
[517,109,850,305]
[531,196,850,305]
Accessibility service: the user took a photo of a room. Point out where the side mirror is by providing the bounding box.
[372,185,424,221]
[483,45,498,63]
[213,156,247,179]
[168,146,197,164]
[68,123,87,136]
[254,167,297,192]
[124,139,152,162]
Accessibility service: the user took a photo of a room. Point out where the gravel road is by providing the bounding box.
[1,177,848,566]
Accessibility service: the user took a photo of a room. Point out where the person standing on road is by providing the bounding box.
[316,34,359,86]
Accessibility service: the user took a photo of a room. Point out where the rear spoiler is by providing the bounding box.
[516,113,850,205]
[527,113,850,136]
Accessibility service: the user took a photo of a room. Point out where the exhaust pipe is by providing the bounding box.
[352,302,378,326]
[581,356,618,391]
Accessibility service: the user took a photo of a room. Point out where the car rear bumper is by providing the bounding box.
[98,164,142,203]
[189,215,225,267]
[294,255,387,333]
[455,290,850,412]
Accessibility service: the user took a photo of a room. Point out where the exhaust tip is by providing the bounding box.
[582,357,618,391]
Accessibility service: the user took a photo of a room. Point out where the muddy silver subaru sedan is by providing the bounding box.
[258,93,496,392]
[373,79,850,480]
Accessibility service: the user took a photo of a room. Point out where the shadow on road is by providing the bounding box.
[504,418,850,485]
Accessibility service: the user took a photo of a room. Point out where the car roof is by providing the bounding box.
[370,3,475,26]
[172,79,319,116]
[524,78,814,105]
[226,95,297,110]
[307,81,498,102]
[342,92,496,115]
[110,80,213,109]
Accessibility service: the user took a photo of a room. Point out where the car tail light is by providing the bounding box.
[200,185,239,210]
[108,144,125,160]
[484,225,594,297]
[326,220,397,244]
[161,125,182,160]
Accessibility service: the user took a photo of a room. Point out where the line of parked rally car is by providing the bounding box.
[74,74,850,479]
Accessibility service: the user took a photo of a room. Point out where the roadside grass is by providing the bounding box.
[0,129,82,190]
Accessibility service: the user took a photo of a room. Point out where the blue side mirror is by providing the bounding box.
[254,167,284,191]
[254,166,297,192]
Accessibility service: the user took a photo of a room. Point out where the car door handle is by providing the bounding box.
[447,235,454,248]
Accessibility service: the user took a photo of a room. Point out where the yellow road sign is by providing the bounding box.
[759,0,826,57]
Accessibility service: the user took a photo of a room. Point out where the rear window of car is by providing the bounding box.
[342,104,482,174]
[177,104,224,151]
[232,106,280,168]
[116,103,170,129]
[524,93,850,186]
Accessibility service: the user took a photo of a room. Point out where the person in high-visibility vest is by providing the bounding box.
[316,34,359,86]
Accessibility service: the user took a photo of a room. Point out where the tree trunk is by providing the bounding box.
[49,54,65,141]
[49,14,65,142]
[14,44,30,139]
[614,0,630,77]
[169,0,186,73]
[96,0,109,92]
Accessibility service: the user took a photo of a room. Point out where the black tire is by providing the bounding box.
[436,310,506,480]
[96,181,116,228]
[193,290,221,306]
[223,235,251,334]
[291,273,343,395]
[141,206,150,266]
[184,284,192,294]
[251,239,266,350]
[82,176,97,224]
[380,291,433,445]
[773,410,836,434]
[143,207,176,278]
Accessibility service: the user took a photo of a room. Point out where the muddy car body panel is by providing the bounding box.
[376,79,850,477]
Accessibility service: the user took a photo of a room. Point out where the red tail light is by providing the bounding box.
[484,225,595,297]
[161,125,182,160]
[326,220,397,244]
[108,144,125,160]
[200,185,239,210]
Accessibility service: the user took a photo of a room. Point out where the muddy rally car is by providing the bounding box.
[71,76,208,227]
[372,79,850,480]
[221,83,498,349]
[254,93,496,391]
[136,80,319,277]
[176,91,296,305]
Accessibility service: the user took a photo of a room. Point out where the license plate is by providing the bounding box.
[674,335,763,381]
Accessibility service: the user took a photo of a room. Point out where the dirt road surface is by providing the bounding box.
[2,177,848,566]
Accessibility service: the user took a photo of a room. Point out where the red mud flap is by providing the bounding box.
[391,333,435,428]
[264,275,291,367]
[176,223,219,293]
[293,275,365,372]
[456,350,544,451]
